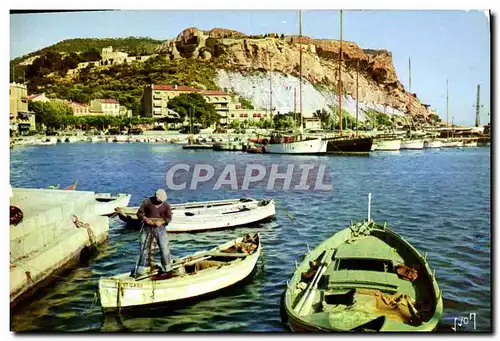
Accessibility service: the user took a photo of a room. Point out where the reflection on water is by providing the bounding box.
[10,144,491,332]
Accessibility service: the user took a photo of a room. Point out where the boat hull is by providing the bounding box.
[261,138,327,154]
[423,140,442,148]
[326,137,373,155]
[374,139,401,151]
[98,234,261,310]
[282,221,443,332]
[401,140,424,150]
[441,140,462,148]
[117,198,276,232]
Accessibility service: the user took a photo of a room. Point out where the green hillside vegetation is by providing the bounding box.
[364,109,393,127]
[18,55,220,116]
[12,37,163,64]
[167,93,219,128]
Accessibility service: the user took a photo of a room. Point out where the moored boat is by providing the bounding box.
[182,144,214,150]
[213,141,244,151]
[116,197,276,232]
[113,135,129,143]
[252,133,327,155]
[423,140,442,149]
[325,137,373,155]
[98,232,261,311]
[95,193,132,216]
[282,220,443,332]
[34,138,57,146]
[463,139,478,147]
[374,139,401,151]
[65,136,78,143]
[440,140,462,148]
[400,139,424,150]
[88,136,100,143]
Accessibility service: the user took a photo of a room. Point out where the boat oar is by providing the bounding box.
[294,248,335,316]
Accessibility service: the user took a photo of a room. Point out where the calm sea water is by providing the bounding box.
[9,143,491,332]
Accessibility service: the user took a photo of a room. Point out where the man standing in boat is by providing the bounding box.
[132,189,173,278]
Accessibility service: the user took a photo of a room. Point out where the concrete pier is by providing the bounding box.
[10,188,109,308]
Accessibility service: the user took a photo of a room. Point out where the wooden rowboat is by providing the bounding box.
[98,232,261,311]
[282,220,443,332]
[115,198,276,233]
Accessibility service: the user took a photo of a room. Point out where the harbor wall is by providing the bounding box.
[10,188,109,308]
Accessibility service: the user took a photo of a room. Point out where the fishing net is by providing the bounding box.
[374,291,420,323]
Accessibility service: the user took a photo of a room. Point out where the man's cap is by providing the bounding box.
[155,189,167,202]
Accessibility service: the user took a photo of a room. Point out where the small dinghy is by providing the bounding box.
[282,195,442,332]
[115,197,275,233]
[98,232,261,311]
[95,193,132,216]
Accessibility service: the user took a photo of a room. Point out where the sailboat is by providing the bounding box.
[400,57,423,150]
[325,10,373,155]
[441,80,462,148]
[252,10,327,154]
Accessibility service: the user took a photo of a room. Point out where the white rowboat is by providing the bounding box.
[116,198,275,232]
[98,232,261,311]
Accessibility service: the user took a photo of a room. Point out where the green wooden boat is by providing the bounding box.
[282,220,443,332]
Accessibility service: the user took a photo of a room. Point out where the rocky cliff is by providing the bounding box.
[158,27,431,120]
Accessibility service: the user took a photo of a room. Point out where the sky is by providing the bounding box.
[9,10,491,126]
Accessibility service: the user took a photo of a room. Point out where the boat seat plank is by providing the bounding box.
[325,270,400,291]
[335,236,396,261]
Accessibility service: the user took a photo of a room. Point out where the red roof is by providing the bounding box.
[27,94,42,100]
[65,100,88,107]
[102,99,118,104]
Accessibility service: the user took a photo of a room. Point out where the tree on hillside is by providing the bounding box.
[167,92,219,128]
[29,101,72,129]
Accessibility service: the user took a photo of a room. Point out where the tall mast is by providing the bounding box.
[475,84,481,127]
[269,55,273,119]
[356,59,359,137]
[299,10,303,133]
[408,57,412,115]
[294,87,297,114]
[446,79,449,139]
[338,10,343,136]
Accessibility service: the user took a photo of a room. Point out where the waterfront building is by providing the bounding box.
[10,83,35,134]
[89,99,121,116]
[68,47,156,75]
[141,84,269,126]
[65,101,90,116]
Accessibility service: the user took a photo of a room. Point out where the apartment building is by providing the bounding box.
[89,99,121,116]
[65,101,90,116]
[141,85,232,124]
[10,83,35,134]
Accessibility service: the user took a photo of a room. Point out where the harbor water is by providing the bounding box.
[10,143,491,332]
